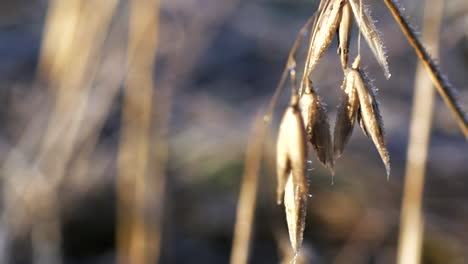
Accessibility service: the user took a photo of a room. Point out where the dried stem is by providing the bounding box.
[264,15,316,123]
[117,0,161,263]
[1,1,118,263]
[397,0,443,263]
[383,0,468,138]
[230,113,266,264]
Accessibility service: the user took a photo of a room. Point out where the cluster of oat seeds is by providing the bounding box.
[275,0,391,258]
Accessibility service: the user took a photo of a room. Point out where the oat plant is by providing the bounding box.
[265,0,467,260]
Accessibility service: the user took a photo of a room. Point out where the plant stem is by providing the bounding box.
[230,113,265,264]
[117,0,161,263]
[383,0,468,139]
[397,0,443,263]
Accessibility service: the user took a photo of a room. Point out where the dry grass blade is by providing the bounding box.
[383,0,468,138]
[351,58,390,177]
[284,173,308,256]
[300,80,334,172]
[230,113,265,264]
[348,0,391,79]
[276,100,308,205]
[305,0,345,75]
[117,0,161,263]
[333,70,359,160]
[337,2,353,69]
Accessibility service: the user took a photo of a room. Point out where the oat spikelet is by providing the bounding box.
[337,1,353,69]
[276,97,308,254]
[352,58,391,176]
[300,80,334,173]
[348,0,391,79]
[276,98,308,205]
[284,172,308,254]
[333,69,359,160]
[306,0,345,74]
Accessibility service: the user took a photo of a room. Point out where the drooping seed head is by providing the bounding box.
[276,104,308,204]
[306,0,345,74]
[348,0,391,79]
[352,58,391,176]
[333,69,359,160]
[284,172,308,254]
[300,79,334,173]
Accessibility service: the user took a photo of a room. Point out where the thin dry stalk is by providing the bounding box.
[265,15,316,123]
[397,0,443,263]
[229,113,266,264]
[1,1,118,264]
[37,0,118,180]
[383,0,468,138]
[116,0,162,263]
[116,0,161,263]
[37,0,82,91]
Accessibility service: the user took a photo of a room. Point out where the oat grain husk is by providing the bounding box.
[276,98,309,254]
[349,0,391,79]
[276,101,308,205]
[352,58,391,176]
[306,0,345,74]
[300,80,334,173]
[333,69,359,159]
[284,173,308,254]
[337,1,353,69]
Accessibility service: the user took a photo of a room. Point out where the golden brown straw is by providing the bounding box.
[397,0,443,263]
[230,113,266,264]
[37,0,82,91]
[383,0,468,138]
[4,1,119,263]
[117,0,161,263]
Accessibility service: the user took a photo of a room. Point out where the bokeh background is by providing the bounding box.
[0,0,466,263]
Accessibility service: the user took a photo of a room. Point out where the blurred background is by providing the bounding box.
[0,0,466,263]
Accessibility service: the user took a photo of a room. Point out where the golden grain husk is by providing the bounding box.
[276,104,308,205]
[333,69,359,159]
[352,59,391,176]
[306,0,345,74]
[300,80,334,172]
[284,172,307,254]
[348,0,391,79]
[337,1,353,69]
